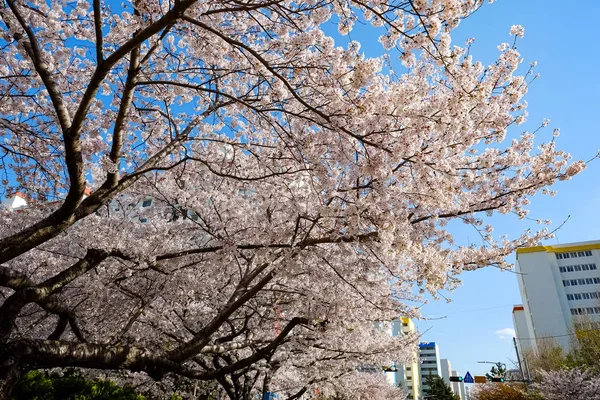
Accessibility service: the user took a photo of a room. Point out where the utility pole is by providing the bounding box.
[523,355,532,383]
[513,337,529,390]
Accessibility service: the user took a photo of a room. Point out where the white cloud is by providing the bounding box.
[496,328,515,340]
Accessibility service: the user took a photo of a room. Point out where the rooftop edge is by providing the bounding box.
[516,242,600,255]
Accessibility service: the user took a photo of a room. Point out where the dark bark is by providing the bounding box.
[0,249,109,344]
[0,267,88,342]
[0,317,308,386]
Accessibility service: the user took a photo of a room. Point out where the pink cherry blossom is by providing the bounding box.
[510,24,525,38]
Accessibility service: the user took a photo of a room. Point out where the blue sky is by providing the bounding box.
[403,0,600,378]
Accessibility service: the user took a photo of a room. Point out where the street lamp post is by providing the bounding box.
[477,360,506,370]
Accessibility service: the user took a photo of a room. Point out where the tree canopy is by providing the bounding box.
[0,0,583,398]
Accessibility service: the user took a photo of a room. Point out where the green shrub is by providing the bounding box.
[11,369,146,400]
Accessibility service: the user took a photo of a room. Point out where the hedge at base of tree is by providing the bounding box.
[10,369,182,400]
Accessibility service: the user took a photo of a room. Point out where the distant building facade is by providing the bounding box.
[451,370,466,400]
[418,342,441,394]
[440,359,466,400]
[512,304,536,357]
[384,317,421,400]
[2,192,28,210]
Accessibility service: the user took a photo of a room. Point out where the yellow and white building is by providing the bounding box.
[385,317,421,400]
[514,240,600,354]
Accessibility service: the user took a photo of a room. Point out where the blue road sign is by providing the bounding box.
[463,371,474,383]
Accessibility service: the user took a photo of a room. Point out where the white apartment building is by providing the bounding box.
[418,342,441,394]
[440,359,466,400]
[451,370,466,400]
[514,240,600,354]
[512,304,536,357]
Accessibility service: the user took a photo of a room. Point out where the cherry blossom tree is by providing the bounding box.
[536,368,600,400]
[314,371,407,400]
[0,0,585,397]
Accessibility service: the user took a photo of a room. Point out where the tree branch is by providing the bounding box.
[1,317,308,381]
[0,266,88,342]
[168,265,278,362]
[3,0,72,132]
[93,0,104,64]
[156,231,379,261]
[105,42,140,187]
[0,249,109,343]
[0,117,197,264]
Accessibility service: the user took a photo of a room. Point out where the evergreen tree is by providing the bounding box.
[485,363,507,380]
[423,375,460,400]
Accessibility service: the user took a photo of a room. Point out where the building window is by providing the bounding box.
[571,280,578,286]
[567,294,574,300]
[594,278,600,284]
[578,279,586,285]
[558,251,593,259]
[592,292,599,299]
[574,293,582,300]
[142,199,152,207]
[583,293,591,300]
[587,308,595,314]
[562,263,598,272]
[564,280,571,286]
